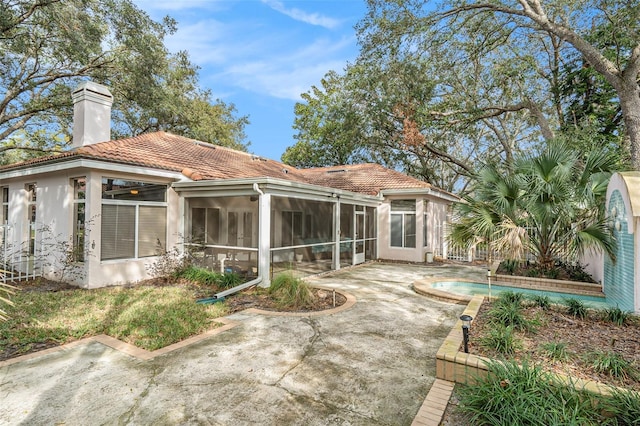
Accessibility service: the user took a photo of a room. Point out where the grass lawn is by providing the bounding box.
[0,283,228,359]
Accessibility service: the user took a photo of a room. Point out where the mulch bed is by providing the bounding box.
[470,299,640,391]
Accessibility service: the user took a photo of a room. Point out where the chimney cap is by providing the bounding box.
[72,81,113,105]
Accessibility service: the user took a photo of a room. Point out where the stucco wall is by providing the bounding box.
[2,170,83,280]
[378,194,451,263]
[84,170,181,288]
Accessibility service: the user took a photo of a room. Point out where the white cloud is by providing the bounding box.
[261,0,341,29]
[133,0,227,12]
[215,36,356,100]
[134,1,359,101]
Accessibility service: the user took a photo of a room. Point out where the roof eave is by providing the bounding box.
[0,157,188,182]
[380,187,459,202]
[172,176,381,203]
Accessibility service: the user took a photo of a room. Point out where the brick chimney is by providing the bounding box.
[72,81,113,148]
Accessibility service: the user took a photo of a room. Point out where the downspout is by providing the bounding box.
[198,183,265,303]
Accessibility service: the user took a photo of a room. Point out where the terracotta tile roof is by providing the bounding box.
[1,131,441,197]
[300,163,432,196]
[2,132,307,183]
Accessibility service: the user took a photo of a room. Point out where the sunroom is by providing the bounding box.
[174,177,379,286]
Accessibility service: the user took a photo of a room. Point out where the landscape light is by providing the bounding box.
[460,314,473,353]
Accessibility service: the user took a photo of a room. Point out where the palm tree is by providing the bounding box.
[449,141,618,272]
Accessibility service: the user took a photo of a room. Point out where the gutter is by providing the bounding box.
[197,183,266,304]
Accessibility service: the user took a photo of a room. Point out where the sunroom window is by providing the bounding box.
[101,178,167,260]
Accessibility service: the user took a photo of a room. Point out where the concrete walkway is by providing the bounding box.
[0,263,485,425]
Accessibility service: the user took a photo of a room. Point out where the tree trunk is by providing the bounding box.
[618,82,640,170]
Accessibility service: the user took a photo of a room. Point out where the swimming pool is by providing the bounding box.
[431,281,610,308]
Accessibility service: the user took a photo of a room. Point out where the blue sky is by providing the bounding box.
[133,0,368,160]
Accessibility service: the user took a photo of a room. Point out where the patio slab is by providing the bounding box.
[0,263,485,425]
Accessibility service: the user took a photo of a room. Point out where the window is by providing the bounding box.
[1,187,8,247]
[281,211,303,247]
[73,178,86,262]
[1,187,8,224]
[390,199,416,248]
[423,200,429,247]
[26,183,36,255]
[191,208,220,244]
[101,178,167,260]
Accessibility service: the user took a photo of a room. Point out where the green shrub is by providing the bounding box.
[457,359,597,425]
[544,268,560,279]
[587,350,638,381]
[219,272,242,289]
[488,300,534,332]
[599,388,640,426]
[178,266,222,286]
[480,325,521,355]
[539,341,570,362]
[496,290,525,306]
[268,272,316,309]
[525,267,541,277]
[529,294,551,309]
[563,298,588,319]
[500,259,519,275]
[602,306,631,326]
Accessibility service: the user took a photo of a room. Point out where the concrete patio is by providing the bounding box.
[0,263,485,425]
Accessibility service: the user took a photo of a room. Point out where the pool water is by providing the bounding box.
[432,281,611,308]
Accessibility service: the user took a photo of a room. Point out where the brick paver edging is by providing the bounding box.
[411,378,455,426]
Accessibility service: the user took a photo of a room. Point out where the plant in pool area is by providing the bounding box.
[603,306,631,326]
[488,295,535,332]
[543,267,560,279]
[268,272,316,309]
[586,350,639,381]
[448,142,618,275]
[599,387,640,425]
[500,259,519,275]
[457,359,597,425]
[529,294,551,310]
[495,290,525,306]
[539,341,570,362]
[480,324,521,355]
[564,298,588,319]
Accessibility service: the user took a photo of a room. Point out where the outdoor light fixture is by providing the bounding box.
[460,314,473,353]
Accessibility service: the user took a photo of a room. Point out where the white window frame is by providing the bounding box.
[100,178,167,261]
[390,199,416,249]
[72,177,86,262]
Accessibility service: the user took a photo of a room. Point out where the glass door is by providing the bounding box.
[354,210,365,264]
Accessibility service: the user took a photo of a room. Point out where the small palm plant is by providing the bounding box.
[448,141,618,274]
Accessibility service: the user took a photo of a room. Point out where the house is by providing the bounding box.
[0,82,458,289]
